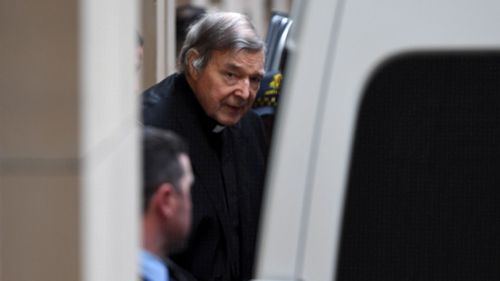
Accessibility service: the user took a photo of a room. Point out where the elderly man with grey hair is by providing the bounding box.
[142,12,267,281]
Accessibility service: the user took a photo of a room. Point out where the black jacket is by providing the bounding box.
[167,258,198,281]
[142,73,267,281]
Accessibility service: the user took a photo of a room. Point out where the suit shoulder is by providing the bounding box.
[142,74,177,109]
[142,74,181,127]
[237,111,267,148]
[241,110,264,128]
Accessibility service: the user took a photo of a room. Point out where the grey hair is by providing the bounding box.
[178,12,265,73]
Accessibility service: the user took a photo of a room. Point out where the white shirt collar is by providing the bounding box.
[212,124,226,133]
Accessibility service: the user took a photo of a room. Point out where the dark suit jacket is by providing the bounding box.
[167,258,198,281]
[142,73,267,281]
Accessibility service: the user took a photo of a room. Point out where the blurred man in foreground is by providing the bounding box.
[141,127,196,281]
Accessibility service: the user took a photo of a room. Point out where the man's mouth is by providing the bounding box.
[226,104,243,111]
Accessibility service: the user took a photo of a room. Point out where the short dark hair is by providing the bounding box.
[143,127,189,212]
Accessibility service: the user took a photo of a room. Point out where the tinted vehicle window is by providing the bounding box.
[336,52,500,281]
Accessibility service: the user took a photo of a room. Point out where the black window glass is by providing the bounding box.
[336,52,500,281]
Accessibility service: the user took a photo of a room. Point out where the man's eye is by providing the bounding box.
[250,76,262,84]
[225,72,236,79]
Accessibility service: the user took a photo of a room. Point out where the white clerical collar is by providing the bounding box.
[212,125,226,133]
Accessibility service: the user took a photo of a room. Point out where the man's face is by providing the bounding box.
[168,153,194,252]
[189,49,265,126]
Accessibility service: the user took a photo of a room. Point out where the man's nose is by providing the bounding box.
[234,77,250,99]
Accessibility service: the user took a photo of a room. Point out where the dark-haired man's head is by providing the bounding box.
[142,127,194,256]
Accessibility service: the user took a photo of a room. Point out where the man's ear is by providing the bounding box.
[186,49,200,80]
[153,183,176,217]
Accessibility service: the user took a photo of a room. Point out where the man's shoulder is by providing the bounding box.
[232,110,267,149]
[142,73,186,128]
[142,73,179,109]
[239,110,265,131]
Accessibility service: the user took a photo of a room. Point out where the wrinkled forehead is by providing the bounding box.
[211,49,265,75]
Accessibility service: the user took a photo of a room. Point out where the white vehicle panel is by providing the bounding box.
[255,0,500,281]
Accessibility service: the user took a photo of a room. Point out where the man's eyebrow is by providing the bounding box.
[224,63,264,77]
[224,63,244,72]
